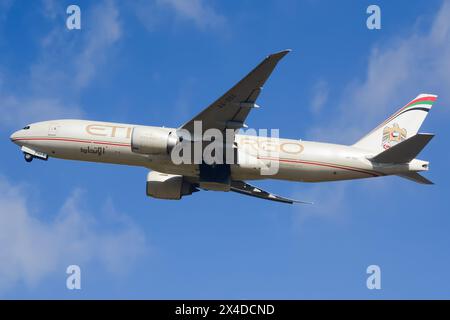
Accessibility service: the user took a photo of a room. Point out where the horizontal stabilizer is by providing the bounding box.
[371,133,434,164]
[397,172,434,185]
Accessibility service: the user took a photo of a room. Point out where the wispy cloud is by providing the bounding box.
[0,96,82,129]
[159,0,226,30]
[41,0,61,20]
[32,0,122,91]
[310,80,329,115]
[131,0,226,32]
[0,176,148,293]
[0,0,122,130]
[292,182,349,229]
[74,0,122,88]
[295,3,450,226]
[307,2,450,144]
[172,77,198,124]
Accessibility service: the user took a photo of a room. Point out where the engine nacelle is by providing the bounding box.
[146,171,196,200]
[131,126,177,155]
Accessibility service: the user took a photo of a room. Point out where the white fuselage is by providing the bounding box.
[10,119,428,183]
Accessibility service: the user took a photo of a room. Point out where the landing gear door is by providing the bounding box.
[48,123,60,136]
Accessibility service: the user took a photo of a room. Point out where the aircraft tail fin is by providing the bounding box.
[371,133,434,164]
[353,94,437,153]
[397,172,434,185]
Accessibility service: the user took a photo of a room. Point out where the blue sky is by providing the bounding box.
[1,0,450,299]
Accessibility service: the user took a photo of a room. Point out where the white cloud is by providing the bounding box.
[131,0,226,32]
[310,80,329,114]
[74,0,122,88]
[0,176,148,293]
[32,0,122,91]
[0,95,83,129]
[172,77,198,123]
[41,0,61,20]
[292,182,348,229]
[307,2,450,144]
[0,0,123,131]
[296,3,450,225]
[159,0,226,30]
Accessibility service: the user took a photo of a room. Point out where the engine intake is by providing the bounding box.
[146,171,197,200]
[131,126,178,155]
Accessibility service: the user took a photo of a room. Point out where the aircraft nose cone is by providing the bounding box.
[10,130,19,144]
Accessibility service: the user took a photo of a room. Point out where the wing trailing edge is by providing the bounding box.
[230,180,312,204]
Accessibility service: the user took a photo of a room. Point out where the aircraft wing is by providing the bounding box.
[230,180,312,204]
[179,50,291,135]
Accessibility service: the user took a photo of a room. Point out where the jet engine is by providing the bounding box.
[131,126,178,155]
[146,171,197,200]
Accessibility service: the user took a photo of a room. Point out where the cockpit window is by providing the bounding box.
[23,126,30,130]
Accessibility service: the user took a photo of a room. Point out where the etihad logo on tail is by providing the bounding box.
[382,123,407,150]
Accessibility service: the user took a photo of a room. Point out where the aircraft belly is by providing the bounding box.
[230,164,265,181]
[274,153,379,182]
[275,162,367,182]
[145,162,199,177]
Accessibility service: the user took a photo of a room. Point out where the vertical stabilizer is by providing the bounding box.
[353,94,437,152]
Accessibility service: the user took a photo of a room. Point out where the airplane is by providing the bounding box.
[10,50,437,204]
